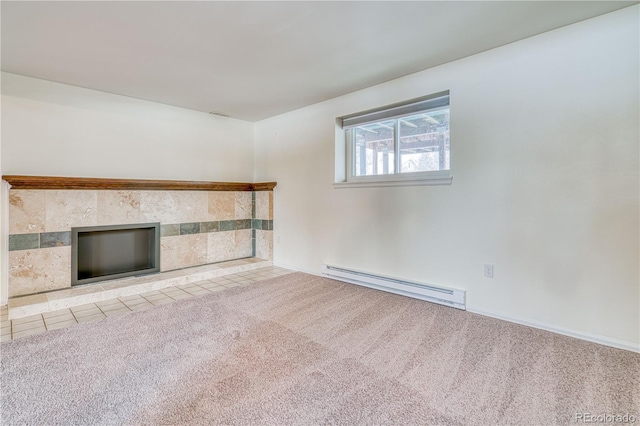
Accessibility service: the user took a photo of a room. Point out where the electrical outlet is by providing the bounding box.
[484,264,494,278]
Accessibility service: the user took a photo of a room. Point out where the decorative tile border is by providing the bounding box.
[161,224,180,237]
[9,234,40,251]
[252,192,256,257]
[252,191,256,218]
[200,221,219,233]
[9,232,71,251]
[180,222,200,235]
[251,219,274,231]
[40,231,71,248]
[9,221,272,251]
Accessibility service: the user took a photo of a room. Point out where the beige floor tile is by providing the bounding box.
[128,302,153,312]
[71,303,100,313]
[167,292,194,300]
[103,309,130,318]
[160,285,185,291]
[12,320,46,333]
[175,286,198,292]
[43,309,73,319]
[236,273,254,278]
[99,302,128,312]
[12,314,44,325]
[140,291,163,298]
[198,282,222,290]
[175,285,200,293]
[118,294,146,302]
[46,319,78,331]
[247,274,269,281]
[185,288,212,296]
[226,276,245,282]
[0,334,12,342]
[144,293,172,301]
[76,313,106,323]
[1,327,11,337]
[160,289,189,297]
[73,308,104,318]
[44,313,76,325]
[147,297,173,306]
[222,282,241,288]
[13,327,46,339]
[120,297,149,307]
[244,277,260,281]
[96,299,125,308]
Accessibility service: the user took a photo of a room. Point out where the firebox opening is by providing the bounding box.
[71,223,160,286]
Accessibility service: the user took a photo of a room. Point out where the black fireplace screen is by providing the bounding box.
[71,223,160,286]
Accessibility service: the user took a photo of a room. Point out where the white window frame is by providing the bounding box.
[334,91,452,189]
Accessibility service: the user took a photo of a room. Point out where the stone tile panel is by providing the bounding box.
[97,191,142,225]
[208,192,235,221]
[234,229,252,259]
[160,234,207,272]
[9,247,71,297]
[140,191,208,224]
[255,230,273,260]
[45,190,98,232]
[8,190,46,234]
[235,192,252,220]
[207,231,235,263]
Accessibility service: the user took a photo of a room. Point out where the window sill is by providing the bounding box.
[333,175,453,189]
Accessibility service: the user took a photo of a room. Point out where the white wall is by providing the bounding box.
[1,73,255,181]
[254,7,640,347]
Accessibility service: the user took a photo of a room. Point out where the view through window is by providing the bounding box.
[343,92,450,183]
[353,108,450,177]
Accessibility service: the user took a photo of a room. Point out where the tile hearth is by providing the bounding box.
[6,257,274,320]
[1,265,293,342]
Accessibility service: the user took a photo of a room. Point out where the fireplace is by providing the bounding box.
[71,223,160,286]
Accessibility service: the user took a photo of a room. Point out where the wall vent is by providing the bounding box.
[321,264,465,310]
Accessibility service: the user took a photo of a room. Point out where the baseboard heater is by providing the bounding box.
[321,264,466,310]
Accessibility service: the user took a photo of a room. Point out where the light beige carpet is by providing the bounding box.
[1,272,638,425]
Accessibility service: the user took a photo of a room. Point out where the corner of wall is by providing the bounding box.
[1,180,9,305]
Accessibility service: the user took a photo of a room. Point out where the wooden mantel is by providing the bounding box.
[2,176,277,191]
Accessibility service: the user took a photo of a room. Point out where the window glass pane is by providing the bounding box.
[353,120,395,176]
[399,108,450,173]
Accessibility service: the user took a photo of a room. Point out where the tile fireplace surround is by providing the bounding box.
[4,176,276,299]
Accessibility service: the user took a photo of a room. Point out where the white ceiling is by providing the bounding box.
[1,1,636,122]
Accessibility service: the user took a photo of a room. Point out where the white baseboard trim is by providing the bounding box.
[467,305,640,354]
[272,263,640,354]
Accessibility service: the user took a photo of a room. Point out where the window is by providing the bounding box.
[336,91,452,188]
